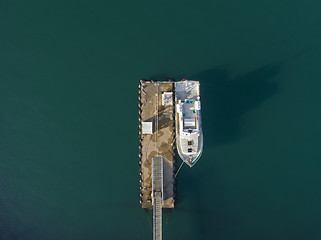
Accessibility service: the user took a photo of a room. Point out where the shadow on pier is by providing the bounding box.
[144,106,173,133]
[192,64,281,147]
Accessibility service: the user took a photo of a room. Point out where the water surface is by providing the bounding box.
[1,0,321,239]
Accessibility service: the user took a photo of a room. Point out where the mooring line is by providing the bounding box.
[173,161,184,181]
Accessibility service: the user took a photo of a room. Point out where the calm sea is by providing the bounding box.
[1,0,321,239]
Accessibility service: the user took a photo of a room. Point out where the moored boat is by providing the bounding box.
[175,80,203,167]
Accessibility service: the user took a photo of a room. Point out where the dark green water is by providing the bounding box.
[1,0,321,239]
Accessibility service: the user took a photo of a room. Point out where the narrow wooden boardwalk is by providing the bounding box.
[152,157,163,193]
[153,192,162,240]
[152,157,163,240]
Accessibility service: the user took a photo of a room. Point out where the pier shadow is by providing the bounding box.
[192,64,281,147]
[163,158,174,201]
[176,167,239,240]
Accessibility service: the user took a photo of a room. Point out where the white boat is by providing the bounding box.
[175,80,203,167]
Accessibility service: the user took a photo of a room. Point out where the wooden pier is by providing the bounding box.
[138,80,175,209]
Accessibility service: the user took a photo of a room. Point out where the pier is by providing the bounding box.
[138,80,176,240]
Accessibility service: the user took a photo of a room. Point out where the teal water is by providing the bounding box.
[1,0,321,239]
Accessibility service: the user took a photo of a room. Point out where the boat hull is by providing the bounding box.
[175,80,203,167]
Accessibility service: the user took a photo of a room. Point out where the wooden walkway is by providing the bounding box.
[138,80,175,209]
[152,157,163,193]
[152,157,163,240]
[153,192,162,240]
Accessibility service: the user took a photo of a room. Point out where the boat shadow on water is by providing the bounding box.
[173,63,282,239]
[148,64,281,238]
[192,64,281,147]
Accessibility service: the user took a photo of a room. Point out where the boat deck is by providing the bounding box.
[175,81,203,167]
